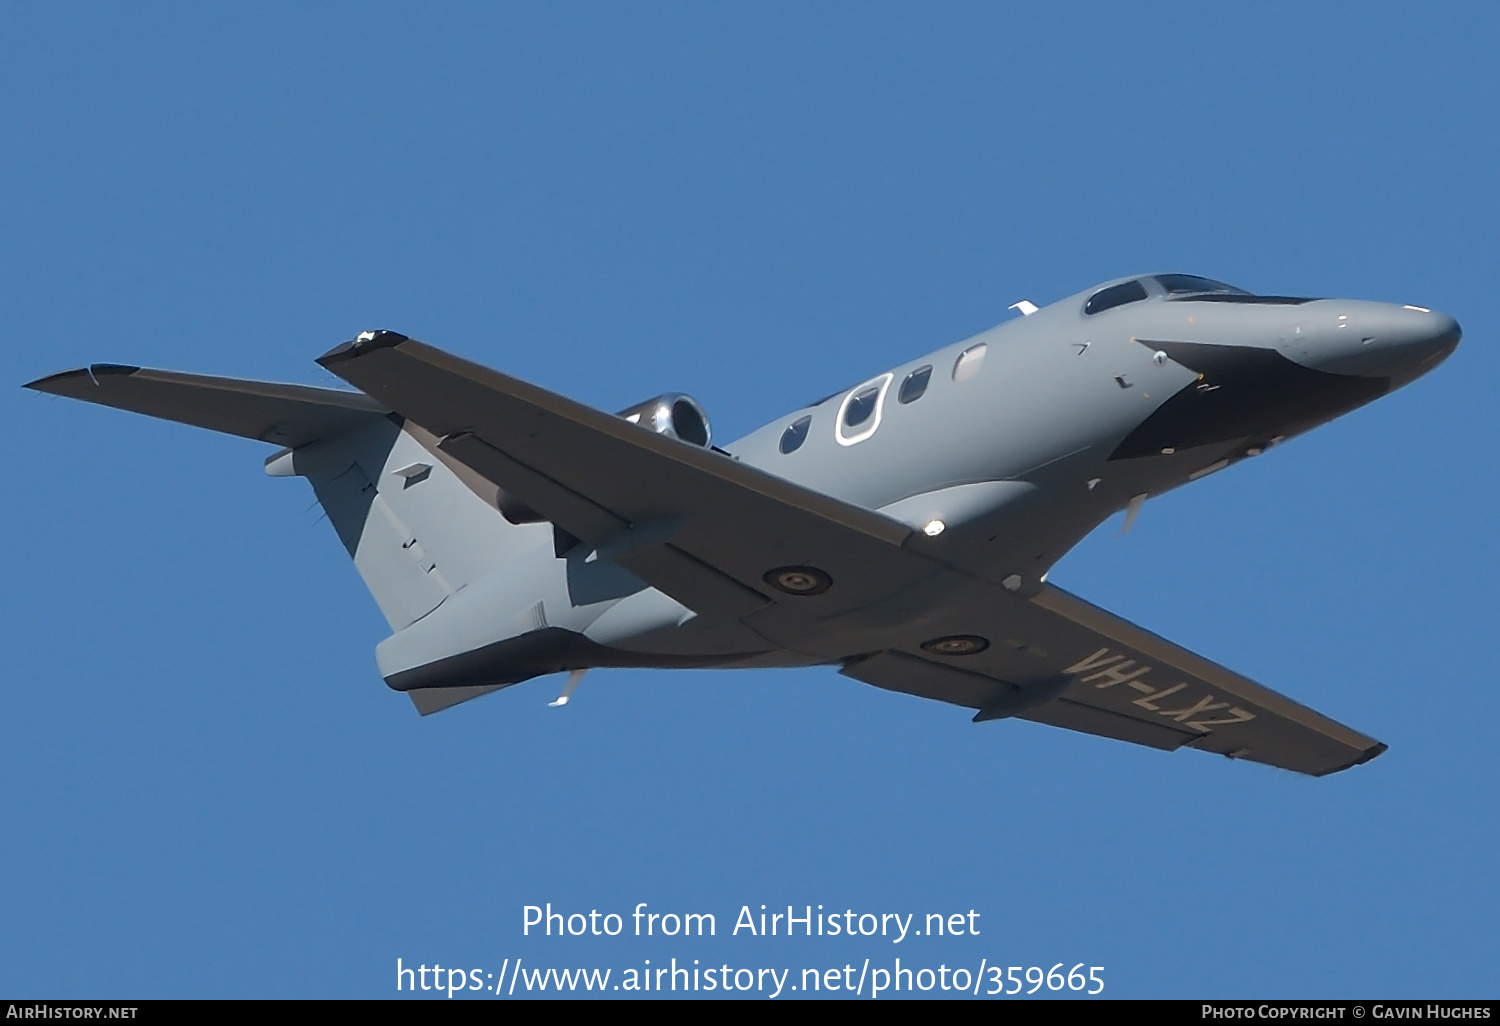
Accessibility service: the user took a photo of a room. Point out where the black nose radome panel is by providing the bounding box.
[1111,341,1388,461]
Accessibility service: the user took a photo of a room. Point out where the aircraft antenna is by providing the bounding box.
[548,668,588,708]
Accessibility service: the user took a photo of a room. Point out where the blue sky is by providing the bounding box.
[3,3,1496,998]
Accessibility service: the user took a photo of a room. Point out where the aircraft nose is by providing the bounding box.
[1297,302,1460,385]
[1382,306,1461,386]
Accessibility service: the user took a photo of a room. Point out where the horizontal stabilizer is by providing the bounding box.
[25,364,387,449]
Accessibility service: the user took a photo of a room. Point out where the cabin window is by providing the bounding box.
[835,373,894,446]
[898,365,932,404]
[1083,280,1148,315]
[844,386,880,427]
[779,415,812,454]
[952,344,987,382]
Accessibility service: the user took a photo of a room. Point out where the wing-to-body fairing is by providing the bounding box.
[27,274,1460,774]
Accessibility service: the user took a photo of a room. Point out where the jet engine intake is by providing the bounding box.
[617,393,712,448]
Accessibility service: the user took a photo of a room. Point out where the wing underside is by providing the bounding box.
[841,583,1385,776]
[25,364,388,449]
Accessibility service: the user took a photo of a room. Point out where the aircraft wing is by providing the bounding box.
[25,364,388,449]
[841,583,1385,776]
[317,332,1384,776]
[316,332,945,625]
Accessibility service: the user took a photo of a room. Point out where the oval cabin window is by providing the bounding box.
[779,415,812,454]
[843,385,880,428]
[952,344,987,382]
[835,373,893,446]
[898,365,932,404]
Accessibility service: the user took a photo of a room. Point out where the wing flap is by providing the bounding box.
[25,364,387,449]
[1019,699,1196,753]
[842,649,1004,709]
[438,430,784,619]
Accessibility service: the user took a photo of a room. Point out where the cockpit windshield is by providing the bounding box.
[1083,280,1149,315]
[1153,274,1251,296]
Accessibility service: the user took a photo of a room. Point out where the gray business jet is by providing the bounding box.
[27,274,1460,776]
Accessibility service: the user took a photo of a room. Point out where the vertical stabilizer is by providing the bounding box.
[279,417,547,631]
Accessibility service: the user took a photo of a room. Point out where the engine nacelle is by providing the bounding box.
[616,393,712,448]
